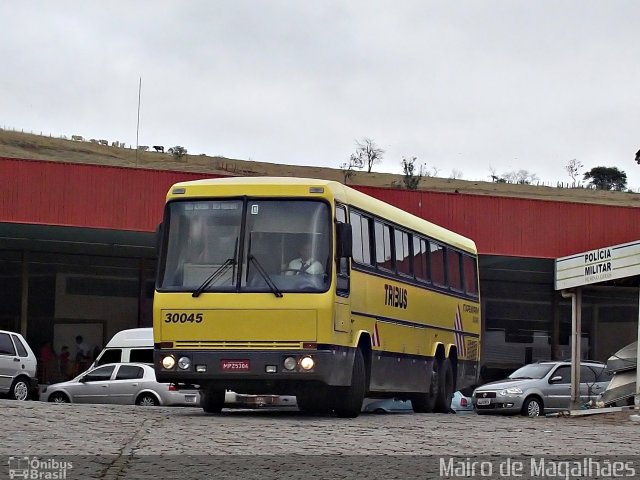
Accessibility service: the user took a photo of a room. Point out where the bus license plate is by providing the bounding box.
[221,360,250,371]
[476,398,491,406]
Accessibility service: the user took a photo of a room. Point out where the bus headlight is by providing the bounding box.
[299,356,315,370]
[162,355,176,370]
[283,357,297,371]
[178,356,191,370]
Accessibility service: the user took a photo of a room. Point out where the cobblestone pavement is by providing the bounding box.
[2,400,640,479]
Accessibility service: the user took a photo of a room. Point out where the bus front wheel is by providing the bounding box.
[297,388,331,414]
[200,385,225,414]
[333,348,366,418]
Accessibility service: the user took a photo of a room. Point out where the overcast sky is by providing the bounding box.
[2,1,640,188]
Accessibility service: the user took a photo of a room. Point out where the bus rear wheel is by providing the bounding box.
[333,349,366,418]
[411,360,439,413]
[200,385,225,414]
[434,359,454,413]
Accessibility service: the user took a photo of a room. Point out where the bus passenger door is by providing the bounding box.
[334,256,350,333]
[334,205,351,333]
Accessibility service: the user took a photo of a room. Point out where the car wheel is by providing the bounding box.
[48,392,70,403]
[522,397,543,417]
[136,394,159,406]
[9,377,30,401]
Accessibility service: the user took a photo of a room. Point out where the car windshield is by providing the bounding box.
[508,363,554,380]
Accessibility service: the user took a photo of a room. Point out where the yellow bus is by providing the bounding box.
[153,177,481,418]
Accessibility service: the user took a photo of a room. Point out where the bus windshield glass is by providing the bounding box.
[159,199,331,293]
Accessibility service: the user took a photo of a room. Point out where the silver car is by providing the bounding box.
[0,330,38,400]
[40,363,199,406]
[473,361,609,417]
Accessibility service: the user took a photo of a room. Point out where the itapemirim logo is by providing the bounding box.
[8,456,72,480]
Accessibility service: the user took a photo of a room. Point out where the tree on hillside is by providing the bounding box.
[504,170,539,184]
[490,169,538,184]
[449,169,464,180]
[401,156,425,190]
[565,158,583,184]
[168,146,187,160]
[583,166,627,191]
[351,138,384,173]
[339,153,364,184]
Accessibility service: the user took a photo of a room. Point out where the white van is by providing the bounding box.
[93,328,153,367]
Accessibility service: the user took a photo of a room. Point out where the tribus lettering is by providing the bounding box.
[384,284,408,309]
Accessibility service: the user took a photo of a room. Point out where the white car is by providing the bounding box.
[0,330,38,400]
[40,362,199,406]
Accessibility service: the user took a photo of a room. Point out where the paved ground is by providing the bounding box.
[2,400,640,479]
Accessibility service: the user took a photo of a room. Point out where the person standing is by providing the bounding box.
[75,335,92,374]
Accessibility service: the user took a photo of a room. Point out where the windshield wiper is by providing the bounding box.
[192,258,235,297]
[248,254,283,298]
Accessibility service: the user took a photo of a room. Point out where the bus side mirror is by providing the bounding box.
[155,222,163,256]
[336,223,352,259]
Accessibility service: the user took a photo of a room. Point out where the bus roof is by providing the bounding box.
[167,177,477,254]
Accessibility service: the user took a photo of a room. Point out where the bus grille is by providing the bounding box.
[174,340,304,350]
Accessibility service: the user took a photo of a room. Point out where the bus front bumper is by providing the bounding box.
[154,348,355,388]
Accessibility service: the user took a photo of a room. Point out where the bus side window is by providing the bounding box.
[430,242,446,287]
[463,254,479,296]
[413,236,430,282]
[395,230,411,276]
[350,211,372,266]
[374,221,393,271]
[447,249,463,291]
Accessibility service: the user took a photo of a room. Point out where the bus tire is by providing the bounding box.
[434,359,454,413]
[297,388,331,414]
[201,385,225,414]
[333,348,366,418]
[411,360,439,413]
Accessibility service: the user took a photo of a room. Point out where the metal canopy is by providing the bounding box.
[555,240,640,411]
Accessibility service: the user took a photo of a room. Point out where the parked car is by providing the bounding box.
[40,362,199,406]
[363,398,412,413]
[362,391,472,414]
[0,329,38,400]
[451,390,473,413]
[473,360,610,417]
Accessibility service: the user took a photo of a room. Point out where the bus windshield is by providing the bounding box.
[159,199,331,293]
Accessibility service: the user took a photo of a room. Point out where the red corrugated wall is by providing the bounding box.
[356,186,640,258]
[0,157,216,231]
[2,157,639,259]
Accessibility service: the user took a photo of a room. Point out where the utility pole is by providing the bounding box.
[135,77,142,166]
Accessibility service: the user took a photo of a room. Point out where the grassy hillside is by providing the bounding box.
[2,128,639,207]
